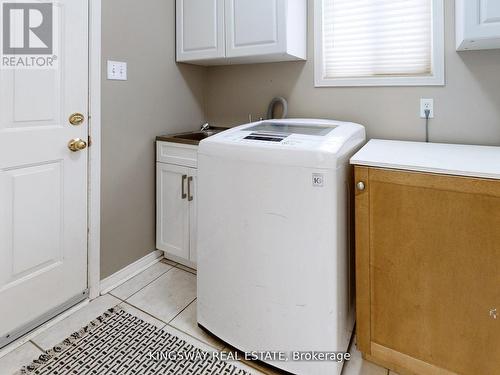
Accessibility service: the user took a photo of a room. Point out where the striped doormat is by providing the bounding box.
[17,307,251,375]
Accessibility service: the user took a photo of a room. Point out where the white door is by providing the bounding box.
[156,163,190,259]
[225,0,286,57]
[176,0,225,62]
[0,0,89,346]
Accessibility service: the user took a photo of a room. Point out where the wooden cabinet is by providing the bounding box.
[354,166,500,375]
[156,142,198,268]
[456,0,500,50]
[176,0,306,65]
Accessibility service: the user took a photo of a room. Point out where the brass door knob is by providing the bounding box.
[69,113,85,126]
[68,138,87,152]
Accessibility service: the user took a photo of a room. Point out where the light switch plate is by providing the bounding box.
[107,60,127,80]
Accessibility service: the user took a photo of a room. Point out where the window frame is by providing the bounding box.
[314,0,445,87]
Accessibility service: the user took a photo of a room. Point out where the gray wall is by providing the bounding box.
[101,0,206,278]
[100,0,500,279]
[206,0,500,146]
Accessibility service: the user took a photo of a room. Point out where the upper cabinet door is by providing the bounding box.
[456,0,500,50]
[176,0,306,65]
[225,0,287,58]
[176,0,225,62]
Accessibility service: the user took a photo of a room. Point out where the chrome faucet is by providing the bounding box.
[201,122,210,132]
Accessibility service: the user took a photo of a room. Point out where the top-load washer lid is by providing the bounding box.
[198,119,366,169]
[245,122,337,137]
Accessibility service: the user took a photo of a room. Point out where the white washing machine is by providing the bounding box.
[197,119,366,375]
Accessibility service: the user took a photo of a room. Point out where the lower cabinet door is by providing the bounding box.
[355,166,500,375]
[156,163,190,259]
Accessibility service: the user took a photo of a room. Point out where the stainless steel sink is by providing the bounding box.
[156,127,227,145]
[172,131,218,141]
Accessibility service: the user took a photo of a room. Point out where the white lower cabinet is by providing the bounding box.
[156,142,198,268]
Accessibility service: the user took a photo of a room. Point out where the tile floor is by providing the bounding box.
[0,259,392,375]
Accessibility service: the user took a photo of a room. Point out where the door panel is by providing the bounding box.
[156,163,190,259]
[14,71,60,123]
[464,0,500,35]
[0,0,88,344]
[481,0,500,23]
[232,0,278,46]
[225,0,285,57]
[176,0,225,61]
[4,161,62,281]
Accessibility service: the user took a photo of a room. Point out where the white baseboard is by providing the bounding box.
[163,251,197,270]
[100,250,163,295]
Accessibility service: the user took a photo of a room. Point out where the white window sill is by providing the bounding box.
[314,75,445,88]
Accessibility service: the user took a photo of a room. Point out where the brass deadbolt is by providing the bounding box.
[69,113,85,126]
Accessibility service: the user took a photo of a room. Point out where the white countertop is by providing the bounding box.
[350,139,500,180]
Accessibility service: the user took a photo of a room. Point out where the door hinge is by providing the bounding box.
[88,136,92,147]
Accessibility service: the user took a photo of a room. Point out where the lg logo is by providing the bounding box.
[2,2,53,55]
[312,173,324,187]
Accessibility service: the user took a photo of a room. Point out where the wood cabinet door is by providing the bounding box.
[156,163,190,259]
[176,0,225,62]
[355,167,500,375]
[225,0,286,57]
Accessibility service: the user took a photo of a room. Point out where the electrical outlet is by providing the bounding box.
[107,60,127,81]
[420,98,434,118]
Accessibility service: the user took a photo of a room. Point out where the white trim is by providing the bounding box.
[99,250,164,295]
[88,0,102,300]
[0,299,90,358]
[164,252,197,270]
[313,0,445,87]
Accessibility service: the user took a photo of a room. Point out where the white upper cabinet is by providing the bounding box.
[225,0,306,62]
[176,0,225,62]
[176,0,306,65]
[456,0,500,50]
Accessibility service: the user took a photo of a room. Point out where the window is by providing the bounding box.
[314,0,445,87]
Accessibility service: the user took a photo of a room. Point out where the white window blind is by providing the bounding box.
[322,0,433,79]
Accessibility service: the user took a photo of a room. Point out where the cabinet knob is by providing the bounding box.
[491,308,497,320]
[356,181,366,191]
